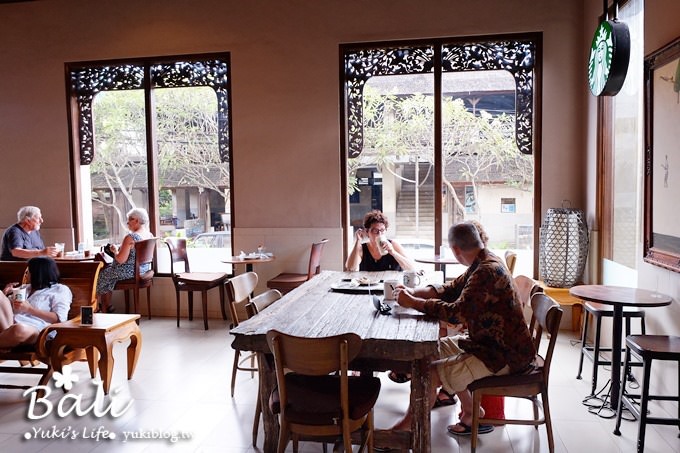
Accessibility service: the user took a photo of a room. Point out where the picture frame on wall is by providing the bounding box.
[643,36,680,272]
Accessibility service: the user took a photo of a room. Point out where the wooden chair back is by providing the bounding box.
[113,238,157,316]
[266,330,376,452]
[468,293,562,452]
[56,261,104,319]
[514,274,543,323]
[306,238,329,279]
[165,237,190,273]
[133,238,157,282]
[529,292,563,374]
[267,330,362,376]
[505,250,517,275]
[246,289,283,318]
[226,271,258,327]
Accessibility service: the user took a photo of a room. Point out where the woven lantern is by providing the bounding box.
[539,207,589,288]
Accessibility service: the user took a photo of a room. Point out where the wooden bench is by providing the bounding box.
[538,281,583,332]
[0,260,103,390]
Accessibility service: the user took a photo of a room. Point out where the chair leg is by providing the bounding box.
[542,388,555,453]
[176,290,181,328]
[471,390,481,453]
[592,313,603,395]
[577,309,591,380]
[188,292,194,321]
[231,350,240,397]
[146,286,152,319]
[124,290,131,314]
[133,287,140,315]
[277,421,289,453]
[637,355,652,453]
[219,284,228,320]
[201,290,209,330]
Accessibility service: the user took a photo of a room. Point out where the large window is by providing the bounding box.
[66,54,233,273]
[600,0,643,277]
[342,35,540,277]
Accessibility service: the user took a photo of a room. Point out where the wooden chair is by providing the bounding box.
[614,335,680,453]
[245,288,283,447]
[112,238,157,318]
[514,274,543,323]
[577,301,646,396]
[166,237,228,330]
[266,239,328,294]
[227,271,260,397]
[505,250,517,275]
[468,292,563,453]
[0,261,103,390]
[266,330,381,453]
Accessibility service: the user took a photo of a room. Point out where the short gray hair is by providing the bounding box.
[17,206,41,223]
[127,207,149,225]
[448,222,484,251]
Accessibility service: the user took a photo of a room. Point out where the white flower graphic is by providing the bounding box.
[52,364,79,390]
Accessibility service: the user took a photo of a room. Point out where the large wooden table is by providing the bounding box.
[230,270,440,452]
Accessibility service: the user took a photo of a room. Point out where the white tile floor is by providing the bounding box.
[0,318,679,452]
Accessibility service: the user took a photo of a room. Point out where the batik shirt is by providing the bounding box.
[422,248,536,373]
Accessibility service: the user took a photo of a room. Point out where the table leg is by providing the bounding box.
[97,344,114,395]
[246,263,253,273]
[258,352,279,453]
[410,358,431,453]
[610,306,624,411]
[126,328,142,379]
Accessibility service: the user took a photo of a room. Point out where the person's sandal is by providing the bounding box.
[388,371,411,383]
[433,388,458,408]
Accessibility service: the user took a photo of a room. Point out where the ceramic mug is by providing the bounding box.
[403,271,421,288]
[383,279,400,300]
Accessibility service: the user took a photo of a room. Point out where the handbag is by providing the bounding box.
[94,251,113,265]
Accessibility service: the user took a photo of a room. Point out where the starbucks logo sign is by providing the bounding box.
[588,19,630,96]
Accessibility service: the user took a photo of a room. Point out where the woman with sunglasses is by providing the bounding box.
[345,209,415,272]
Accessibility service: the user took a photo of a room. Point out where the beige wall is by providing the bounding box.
[1,0,584,307]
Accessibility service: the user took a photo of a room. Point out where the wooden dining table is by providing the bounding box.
[569,285,673,412]
[230,269,440,452]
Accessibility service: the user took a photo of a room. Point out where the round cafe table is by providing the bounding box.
[414,255,459,281]
[569,285,673,412]
[222,255,274,273]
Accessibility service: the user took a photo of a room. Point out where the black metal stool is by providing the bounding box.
[577,301,646,395]
[614,335,680,453]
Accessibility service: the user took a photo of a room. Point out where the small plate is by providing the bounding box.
[330,280,383,293]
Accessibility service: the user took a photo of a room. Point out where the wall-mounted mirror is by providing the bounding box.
[644,36,680,272]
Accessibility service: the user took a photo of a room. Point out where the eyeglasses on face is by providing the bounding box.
[369,228,386,235]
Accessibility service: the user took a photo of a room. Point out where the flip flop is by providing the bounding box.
[433,388,458,408]
[388,371,411,383]
[447,422,494,436]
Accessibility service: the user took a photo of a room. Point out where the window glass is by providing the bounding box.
[343,37,538,278]
[68,55,233,274]
[610,0,643,269]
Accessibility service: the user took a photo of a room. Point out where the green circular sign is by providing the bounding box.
[588,19,630,96]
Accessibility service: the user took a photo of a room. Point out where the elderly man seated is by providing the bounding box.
[1,206,57,261]
[391,222,536,436]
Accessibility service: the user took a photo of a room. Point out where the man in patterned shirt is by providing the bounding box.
[392,222,535,435]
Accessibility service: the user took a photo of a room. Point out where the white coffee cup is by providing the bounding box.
[403,271,421,288]
[378,234,389,256]
[12,285,27,302]
[383,279,400,300]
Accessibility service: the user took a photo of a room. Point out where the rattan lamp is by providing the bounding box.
[538,206,589,288]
